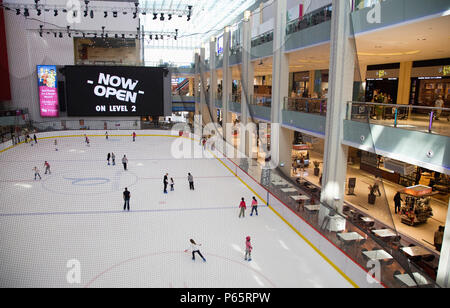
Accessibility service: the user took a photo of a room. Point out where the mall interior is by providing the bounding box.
[0,0,449,288]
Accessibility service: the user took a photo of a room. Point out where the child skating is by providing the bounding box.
[54,139,58,151]
[170,178,174,191]
[111,152,116,166]
[184,239,206,262]
[239,197,246,218]
[244,236,253,261]
[44,161,51,175]
[33,166,41,180]
[105,131,109,140]
[84,135,90,147]
[107,153,111,165]
[250,196,258,216]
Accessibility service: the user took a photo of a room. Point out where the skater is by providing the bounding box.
[105,131,109,140]
[33,166,41,180]
[170,177,175,191]
[122,155,128,170]
[44,161,51,175]
[163,173,169,194]
[107,153,111,165]
[244,236,253,261]
[373,176,382,197]
[132,132,136,142]
[33,134,38,144]
[394,191,402,214]
[188,173,194,190]
[111,152,116,166]
[202,137,207,150]
[123,188,130,211]
[250,196,258,216]
[84,135,90,147]
[239,197,246,218]
[184,239,206,262]
[54,139,58,151]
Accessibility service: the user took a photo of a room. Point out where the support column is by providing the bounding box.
[194,52,200,117]
[240,11,255,157]
[199,47,209,125]
[270,0,289,167]
[321,0,355,215]
[397,61,413,105]
[222,27,232,144]
[209,38,218,124]
[437,199,450,288]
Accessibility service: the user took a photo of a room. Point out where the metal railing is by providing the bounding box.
[251,30,274,48]
[250,94,272,107]
[284,97,327,115]
[346,102,450,136]
[286,4,332,35]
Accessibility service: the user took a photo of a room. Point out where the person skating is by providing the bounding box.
[184,239,206,262]
[122,155,128,170]
[105,131,109,140]
[239,197,246,218]
[44,161,51,175]
[54,139,58,151]
[170,177,175,191]
[123,188,130,211]
[132,132,136,142]
[163,173,169,194]
[188,173,195,190]
[107,153,111,166]
[84,135,90,147]
[111,152,116,166]
[33,166,41,180]
[33,134,38,144]
[250,196,258,216]
[244,236,253,261]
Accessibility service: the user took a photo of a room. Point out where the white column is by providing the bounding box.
[321,0,355,214]
[437,199,450,288]
[199,47,209,125]
[194,52,200,117]
[209,38,218,124]
[240,11,255,157]
[270,0,289,167]
[222,27,232,143]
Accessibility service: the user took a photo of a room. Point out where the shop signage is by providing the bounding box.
[293,144,310,151]
[402,185,432,197]
[384,158,415,176]
[442,65,450,76]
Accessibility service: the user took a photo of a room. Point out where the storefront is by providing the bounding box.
[291,71,310,97]
[365,66,399,103]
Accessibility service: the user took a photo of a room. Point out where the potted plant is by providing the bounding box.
[313,161,320,176]
[368,185,376,205]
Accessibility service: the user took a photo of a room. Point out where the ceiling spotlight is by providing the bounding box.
[16,9,20,15]
[122,34,125,39]
[187,15,191,21]
[168,14,172,20]
[59,32,63,38]
[153,13,157,20]
[90,10,94,18]
[37,9,42,16]
[155,35,158,40]
[149,35,152,40]
[104,11,107,18]
[160,13,164,21]
[115,34,118,38]
[24,8,30,17]
[94,33,97,38]
[84,10,88,17]
[141,11,146,15]
[113,11,117,18]
[82,32,86,38]
[39,25,43,37]
[133,12,137,18]
[105,33,108,38]
[54,32,57,38]
[160,35,163,40]
[54,9,58,17]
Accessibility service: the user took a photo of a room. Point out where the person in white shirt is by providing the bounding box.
[122,155,128,170]
[184,239,206,262]
[33,166,41,180]
[434,95,444,120]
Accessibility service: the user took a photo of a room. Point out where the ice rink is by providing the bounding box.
[0,131,353,288]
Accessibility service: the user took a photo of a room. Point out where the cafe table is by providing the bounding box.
[337,232,364,242]
[281,187,297,193]
[372,229,397,238]
[291,195,310,201]
[394,272,429,287]
[401,246,432,257]
[362,249,393,261]
[361,217,374,223]
[305,204,321,211]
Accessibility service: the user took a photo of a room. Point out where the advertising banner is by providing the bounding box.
[37,65,59,117]
[65,66,166,117]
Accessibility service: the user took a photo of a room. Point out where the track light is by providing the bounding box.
[59,32,63,38]
[149,35,152,40]
[90,10,94,18]
[160,35,163,40]
[84,10,88,17]
[122,34,125,39]
[39,25,43,37]
[24,8,29,17]
[104,11,107,18]
[153,13,157,20]
[187,15,191,21]
[168,14,172,20]
[16,9,20,15]
[54,9,58,17]
[37,9,41,16]
[113,11,117,18]
[133,12,137,19]
[54,32,57,38]
[82,32,86,38]
[160,13,164,21]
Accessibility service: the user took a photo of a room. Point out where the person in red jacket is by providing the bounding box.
[132,132,136,142]
[245,236,253,261]
[239,197,246,218]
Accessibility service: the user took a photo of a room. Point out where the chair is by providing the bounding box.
[384,259,394,266]
[367,221,375,228]
[423,255,435,263]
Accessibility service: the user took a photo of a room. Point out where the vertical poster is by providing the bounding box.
[37,65,59,117]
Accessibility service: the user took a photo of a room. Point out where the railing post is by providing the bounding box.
[429,111,434,133]
[394,108,398,128]
[346,102,352,120]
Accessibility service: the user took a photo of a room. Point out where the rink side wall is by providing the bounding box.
[0,129,383,288]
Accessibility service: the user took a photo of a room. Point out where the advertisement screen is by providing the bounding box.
[37,65,59,117]
[65,66,166,116]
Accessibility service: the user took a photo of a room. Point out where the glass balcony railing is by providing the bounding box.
[286,4,332,36]
[284,97,327,115]
[250,94,272,107]
[346,102,450,137]
[251,30,274,48]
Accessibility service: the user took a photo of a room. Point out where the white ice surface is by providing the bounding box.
[0,132,353,288]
